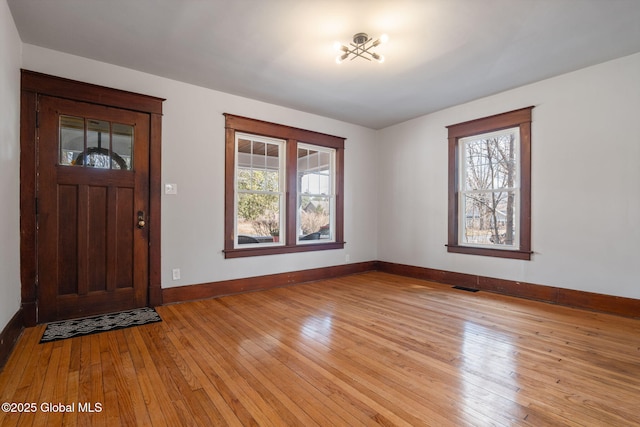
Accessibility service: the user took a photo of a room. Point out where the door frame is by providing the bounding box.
[20,70,164,326]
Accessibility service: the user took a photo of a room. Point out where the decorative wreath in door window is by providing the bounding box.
[74,147,129,170]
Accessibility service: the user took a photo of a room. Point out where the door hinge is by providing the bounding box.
[35,111,39,128]
[35,197,39,215]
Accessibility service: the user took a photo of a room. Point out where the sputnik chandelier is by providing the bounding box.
[334,32,389,64]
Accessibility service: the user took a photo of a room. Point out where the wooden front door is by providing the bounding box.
[36,95,150,322]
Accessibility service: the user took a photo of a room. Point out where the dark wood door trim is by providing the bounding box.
[21,70,163,114]
[19,70,164,326]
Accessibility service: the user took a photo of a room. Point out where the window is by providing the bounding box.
[224,114,344,258]
[59,115,134,170]
[447,107,533,260]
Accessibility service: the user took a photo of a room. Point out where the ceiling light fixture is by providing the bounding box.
[334,32,388,64]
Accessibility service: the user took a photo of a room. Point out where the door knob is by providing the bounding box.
[137,211,146,229]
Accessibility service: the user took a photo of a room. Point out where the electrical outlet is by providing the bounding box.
[172,268,181,280]
[345,254,350,262]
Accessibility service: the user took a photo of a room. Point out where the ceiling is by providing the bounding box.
[8,0,640,129]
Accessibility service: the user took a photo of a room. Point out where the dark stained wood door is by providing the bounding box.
[37,95,150,322]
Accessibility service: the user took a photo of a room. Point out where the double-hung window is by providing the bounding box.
[447,107,533,260]
[224,114,345,258]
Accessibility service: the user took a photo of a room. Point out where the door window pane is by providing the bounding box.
[59,116,133,170]
[112,123,134,170]
[59,115,84,166]
[85,119,111,169]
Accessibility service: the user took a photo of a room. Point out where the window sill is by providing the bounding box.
[224,242,345,259]
[446,244,532,260]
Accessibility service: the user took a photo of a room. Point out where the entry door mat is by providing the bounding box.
[40,307,162,343]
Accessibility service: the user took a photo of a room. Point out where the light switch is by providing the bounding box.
[165,183,178,195]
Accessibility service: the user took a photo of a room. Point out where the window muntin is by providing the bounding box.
[297,144,336,243]
[235,133,285,247]
[447,107,532,260]
[458,128,520,249]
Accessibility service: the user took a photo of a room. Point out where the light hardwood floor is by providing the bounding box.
[1,272,639,426]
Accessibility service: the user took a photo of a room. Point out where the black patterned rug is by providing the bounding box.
[40,307,162,343]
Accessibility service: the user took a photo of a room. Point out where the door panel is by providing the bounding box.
[115,187,135,288]
[37,95,150,322]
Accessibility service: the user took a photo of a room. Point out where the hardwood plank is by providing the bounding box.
[1,272,639,426]
[9,330,54,427]
[62,370,79,427]
[140,324,219,426]
[100,333,127,426]
[126,326,182,425]
[159,305,249,426]
[0,326,40,400]
[117,344,153,426]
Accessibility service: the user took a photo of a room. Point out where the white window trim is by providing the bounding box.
[296,143,336,244]
[457,127,521,250]
[234,132,286,249]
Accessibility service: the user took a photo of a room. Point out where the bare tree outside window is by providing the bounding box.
[461,130,518,247]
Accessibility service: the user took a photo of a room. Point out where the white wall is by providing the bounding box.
[0,0,22,330]
[21,44,379,289]
[377,52,640,299]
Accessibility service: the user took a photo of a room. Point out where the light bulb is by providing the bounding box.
[336,52,349,64]
[380,33,389,44]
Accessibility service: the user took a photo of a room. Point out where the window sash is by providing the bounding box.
[458,191,520,249]
[234,133,285,248]
[459,127,520,192]
[297,143,336,243]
